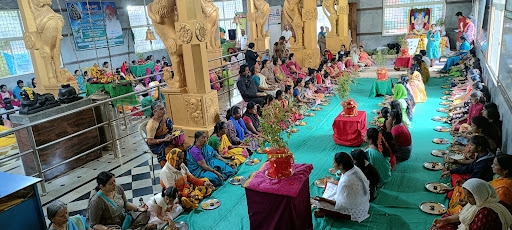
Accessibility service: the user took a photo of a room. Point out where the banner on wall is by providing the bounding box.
[66,2,124,51]
[269,6,282,25]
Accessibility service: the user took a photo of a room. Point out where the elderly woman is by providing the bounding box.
[87,171,150,230]
[146,101,187,168]
[208,121,248,166]
[186,131,236,187]
[47,200,91,230]
[312,152,370,222]
[432,178,512,230]
[146,187,183,230]
[439,35,471,74]
[160,148,215,210]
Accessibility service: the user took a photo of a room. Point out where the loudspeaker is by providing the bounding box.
[228,29,236,41]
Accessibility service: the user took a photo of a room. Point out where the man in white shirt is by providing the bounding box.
[281,24,293,49]
[240,29,248,51]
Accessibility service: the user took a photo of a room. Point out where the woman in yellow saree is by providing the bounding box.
[208,121,248,166]
[407,67,427,103]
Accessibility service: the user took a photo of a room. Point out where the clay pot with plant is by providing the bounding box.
[335,72,359,117]
[375,50,388,80]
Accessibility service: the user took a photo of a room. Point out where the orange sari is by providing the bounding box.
[491,177,512,207]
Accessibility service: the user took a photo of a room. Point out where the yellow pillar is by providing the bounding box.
[325,0,350,55]
[247,0,270,51]
[301,1,320,69]
[150,0,220,143]
[17,0,76,96]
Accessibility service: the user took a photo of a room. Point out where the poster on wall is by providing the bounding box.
[66,2,124,51]
[408,8,431,35]
[269,6,282,25]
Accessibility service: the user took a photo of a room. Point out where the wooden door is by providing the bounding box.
[348,3,357,45]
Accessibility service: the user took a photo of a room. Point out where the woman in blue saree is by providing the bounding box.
[186,131,236,187]
[225,106,260,152]
[47,200,92,230]
[439,35,471,74]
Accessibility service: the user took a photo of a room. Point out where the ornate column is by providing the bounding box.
[301,1,320,69]
[149,0,220,143]
[247,0,270,51]
[18,0,76,96]
[201,0,223,69]
[324,0,350,54]
[337,0,351,49]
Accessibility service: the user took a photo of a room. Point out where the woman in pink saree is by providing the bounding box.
[358,46,375,66]
[286,53,307,79]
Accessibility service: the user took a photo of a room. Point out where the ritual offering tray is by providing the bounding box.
[174,222,189,230]
[314,176,333,188]
[320,102,330,106]
[436,108,450,113]
[304,112,315,117]
[432,116,447,122]
[378,102,388,107]
[229,176,247,185]
[434,126,451,132]
[245,158,261,166]
[325,93,334,97]
[439,101,452,106]
[442,91,451,95]
[425,182,450,193]
[419,202,447,215]
[295,121,307,126]
[432,138,450,144]
[286,128,299,133]
[424,162,444,170]
[312,107,322,111]
[201,199,221,210]
[450,154,465,161]
[440,96,453,100]
[431,150,448,157]
[372,109,380,114]
[441,85,451,89]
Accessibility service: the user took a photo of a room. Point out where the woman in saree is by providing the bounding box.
[414,55,430,84]
[439,35,471,74]
[450,91,485,131]
[431,178,512,230]
[186,131,236,188]
[146,101,187,168]
[276,89,303,122]
[392,84,412,127]
[426,24,441,67]
[491,155,512,207]
[208,121,248,166]
[88,171,151,230]
[159,148,215,210]
[293,78,313,114]
[358,46,375,66]
[242,102,262,135]
[225,106,260,152]
[286,53,307,79]
[47,200,92,230]
[407,67,427,103]
[272,57,286,83]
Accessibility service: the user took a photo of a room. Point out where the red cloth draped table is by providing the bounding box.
[244,163,313,230]
[394,56,412,70]
[332,111,367,146]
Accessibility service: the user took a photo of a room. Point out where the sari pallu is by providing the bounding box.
[219,134,248,166]
[148,117,185,162]
[57,215,89,230]
[186,145,235,187]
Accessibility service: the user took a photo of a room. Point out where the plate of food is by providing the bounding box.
[245,158,261,166]
[434,126,451,132]
[431,116,447,122]
[431,150,448,157]
[314,177,333,188]
[441,85,451,89]
[201,199,221,210]
[433,138,450,144]
[320,102,330,106]
[229,176,247,185]
[286,128,299,133]
[440,96,453,100]
[304,112,315,117]
[436,108,450,113]
[378,102,388,107]
[325,93,334,97]
[372,109,380,115]
[419,202,447,215]
[295,121,307,126]
[424,162,444,170]
[425,182,450,193]
[312,107,322,111]
[459,124,472,133]
[450,154,465,161]
[439,101,452,106]
[442,91,452,95]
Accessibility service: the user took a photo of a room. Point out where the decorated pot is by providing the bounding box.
[263,147,294,179]
[376,68,388,80]
[399,48,409,57]
[342,99,358,117]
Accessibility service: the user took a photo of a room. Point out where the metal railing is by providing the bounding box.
[0,81,166,195]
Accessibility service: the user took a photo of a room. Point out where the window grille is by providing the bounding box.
[382,0,445,36]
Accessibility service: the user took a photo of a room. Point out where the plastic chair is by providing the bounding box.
[138,120,157,181]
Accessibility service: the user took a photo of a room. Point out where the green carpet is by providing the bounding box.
[175,77,453,230]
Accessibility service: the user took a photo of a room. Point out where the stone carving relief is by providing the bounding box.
[283,0,303,46]
[205,95,219,124]
[26,0,68,84]
[339,5,349,15]
[303,50,319,69]
[201,0,220,49]
[148,0,185,88]
[195,22,207,42]
[253,0,270,38]
[185,98,204,126]
[178,24,193,44]
[322,0,337,35]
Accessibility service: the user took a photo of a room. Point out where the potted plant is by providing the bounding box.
[436,18,446,36]
[258,102,294,179]
[335,72,359,117]
[136,53,145,65]
[398,35,409,57]
[375,50,388,80]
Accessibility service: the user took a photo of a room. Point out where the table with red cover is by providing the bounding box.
[244,163,313,230]
[394,56,412,70]
[332,111,367,146]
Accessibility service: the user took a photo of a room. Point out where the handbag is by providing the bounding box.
[96,191,133,230]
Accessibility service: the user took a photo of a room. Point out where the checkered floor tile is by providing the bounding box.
[66,160,163,218]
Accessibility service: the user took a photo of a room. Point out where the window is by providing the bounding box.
[382,0,445,36]
[127,6,165,53]
[487,0,505,76]
[214,0,244,32]
[0,10,34,78]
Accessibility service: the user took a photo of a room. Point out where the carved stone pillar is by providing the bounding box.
[156,0,220,143]
[247,0,270,51]
[17,0,77,96]
[301,2,320,69]
[337,0,351,49]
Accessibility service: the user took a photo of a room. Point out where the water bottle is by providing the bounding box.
[496,148,502,156]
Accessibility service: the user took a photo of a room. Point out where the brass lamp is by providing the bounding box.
[145,28,156,41]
